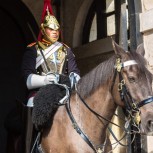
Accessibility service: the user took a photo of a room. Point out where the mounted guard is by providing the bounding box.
[21,0,80,152]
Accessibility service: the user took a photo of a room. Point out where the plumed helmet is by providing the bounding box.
[42,9,60,30]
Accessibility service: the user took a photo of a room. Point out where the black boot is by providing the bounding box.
[22,105,37,153]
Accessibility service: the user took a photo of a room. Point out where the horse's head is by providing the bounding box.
[112,40,153,135]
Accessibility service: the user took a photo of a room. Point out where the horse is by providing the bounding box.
[32,40,153,153]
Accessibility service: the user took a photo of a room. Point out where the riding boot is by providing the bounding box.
[22,105,37,153]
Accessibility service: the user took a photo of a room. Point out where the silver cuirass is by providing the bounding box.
[37,46,67,75]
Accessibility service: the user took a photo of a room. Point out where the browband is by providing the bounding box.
[123,60,137,67]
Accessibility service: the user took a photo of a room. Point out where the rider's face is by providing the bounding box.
[45,27,59,41]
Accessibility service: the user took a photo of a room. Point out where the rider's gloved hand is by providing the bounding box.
[45,73,59,84]
[69,72,80,89]
[26,73,59,90]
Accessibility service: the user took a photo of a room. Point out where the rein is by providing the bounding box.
[33,57,153,153]
[66,57,153,153]
[65,98,99,153]
[65,90,129,153]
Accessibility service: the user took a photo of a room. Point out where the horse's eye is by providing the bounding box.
[128,77,135,83]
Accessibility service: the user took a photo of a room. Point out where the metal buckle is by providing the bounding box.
[97,148,103,153]
[115,58,122,72]
[132,103,137,110]
[118,79,125,91]
[134,111,141,125]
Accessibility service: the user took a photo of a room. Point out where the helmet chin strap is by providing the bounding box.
[41,26,59,43]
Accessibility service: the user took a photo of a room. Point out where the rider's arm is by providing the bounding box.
[67,48,80,88]
[21,46,57,90]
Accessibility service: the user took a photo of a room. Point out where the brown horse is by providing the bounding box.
[34,40,153,153]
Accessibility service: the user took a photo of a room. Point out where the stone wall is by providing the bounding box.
[140,1,153,152]
[140,0,153,74]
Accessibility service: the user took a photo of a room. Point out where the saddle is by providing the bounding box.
[32,75,71,131]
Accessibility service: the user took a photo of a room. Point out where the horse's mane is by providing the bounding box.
[77,51,152,99]
[77,55,116,98]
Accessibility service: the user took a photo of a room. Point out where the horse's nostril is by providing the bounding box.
[148,120,153,131]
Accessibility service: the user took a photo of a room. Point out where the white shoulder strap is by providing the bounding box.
[36,41,63,69]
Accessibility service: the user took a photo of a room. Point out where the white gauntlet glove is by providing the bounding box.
[26,73,59,90]
[44,73,59,84]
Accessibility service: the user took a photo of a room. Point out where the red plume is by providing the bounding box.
[38,0,54,41]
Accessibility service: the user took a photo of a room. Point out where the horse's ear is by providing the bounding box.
[136,43,145,57]
[111,38,126,57]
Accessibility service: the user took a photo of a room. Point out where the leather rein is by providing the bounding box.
[32,57,153,153]
[65,57,153,153]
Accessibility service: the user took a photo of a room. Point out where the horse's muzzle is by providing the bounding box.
[140,110,153,135]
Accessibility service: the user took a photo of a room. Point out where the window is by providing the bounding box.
[106,0,115,36]
[82,0,128,44]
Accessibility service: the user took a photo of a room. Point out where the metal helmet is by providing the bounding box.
[42,9,60,30]
[40,9,60,43]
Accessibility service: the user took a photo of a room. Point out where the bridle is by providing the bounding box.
[32,57,153,153]
[114,57,153,125]
[65,57,153,153]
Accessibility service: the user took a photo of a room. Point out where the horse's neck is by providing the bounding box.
[70,86,117,140]
[40,87,117,153]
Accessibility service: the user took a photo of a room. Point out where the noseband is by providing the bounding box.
[61,57,153,153]
[137,97,153,108]
[32,57,153,153]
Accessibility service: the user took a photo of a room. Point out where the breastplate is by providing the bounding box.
[40,47,66,74]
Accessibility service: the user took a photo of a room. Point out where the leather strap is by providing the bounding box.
[137,96,153,108]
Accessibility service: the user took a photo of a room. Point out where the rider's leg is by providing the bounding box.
[23,97,37,153]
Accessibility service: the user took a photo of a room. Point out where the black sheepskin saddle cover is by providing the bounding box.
[32,75,71,130]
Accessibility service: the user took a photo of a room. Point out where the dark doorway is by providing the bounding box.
[0,1,38,152]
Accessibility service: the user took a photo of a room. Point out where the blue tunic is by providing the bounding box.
[21,43,80,82]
